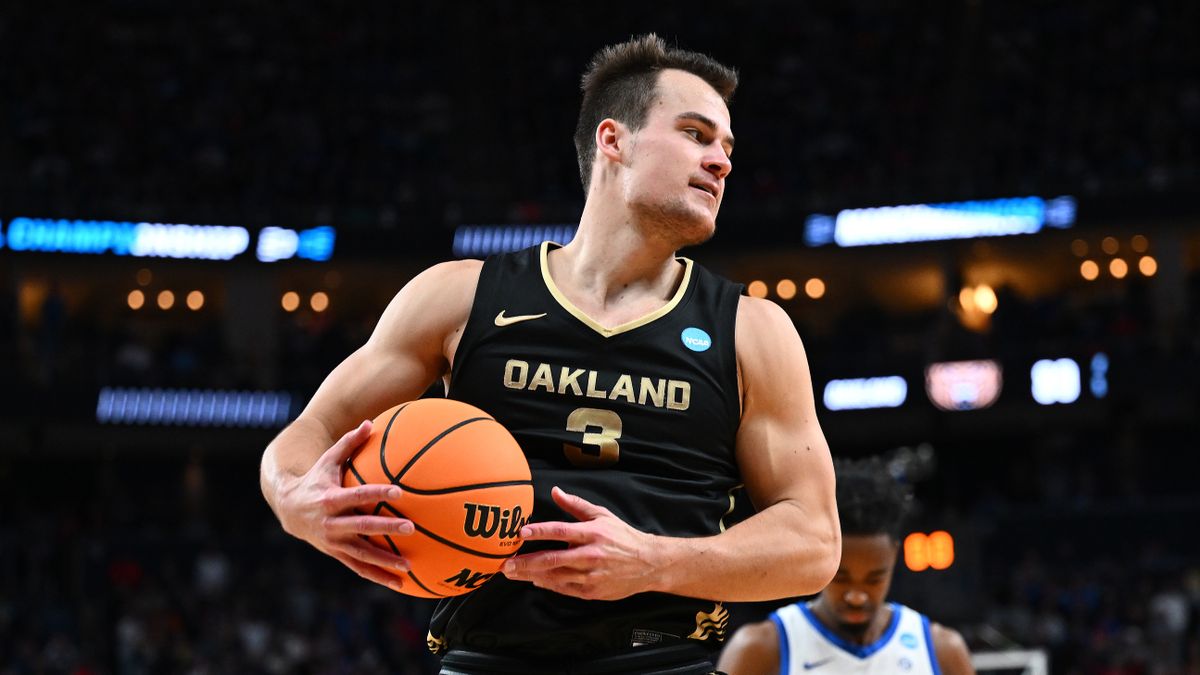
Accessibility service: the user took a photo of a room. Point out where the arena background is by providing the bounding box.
[2,2,1198,673]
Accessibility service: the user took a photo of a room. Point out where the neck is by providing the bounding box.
[555,193,684,305]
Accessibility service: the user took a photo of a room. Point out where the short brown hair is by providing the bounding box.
[573,34,738,192]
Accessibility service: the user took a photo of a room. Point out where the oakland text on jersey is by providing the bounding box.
[502,359,692,411]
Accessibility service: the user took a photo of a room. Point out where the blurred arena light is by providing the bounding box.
[804,278,826,299]
[1070,239,1088,257]
[925,359,1003,411]
[804,195,1076,247]
[822,376,908,411]
[157,290,175,310]
[127,290,145,310]
[1101,236,1119,255]
[1139,255,1158,276]
[136,268,152,286]
[1090,352,1110,398]
[974,284,998,314]
[1031,358,1081,405]
[281,292,300,312]
[776,279,797,300]
[453,225,577,257]
[97,388,292,427]
[1080,260,1100,281]
[1131,234,1149,253]
[310,292,329,312]
[904,531,955,572]
[1109,258,1128,278]
[187,290,205,311]
[747,280,768,298]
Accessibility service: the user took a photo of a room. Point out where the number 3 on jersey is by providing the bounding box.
[564,407,622,467]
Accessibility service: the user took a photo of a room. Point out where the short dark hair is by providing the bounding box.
[573,33,738,192]
[835,457,913,542]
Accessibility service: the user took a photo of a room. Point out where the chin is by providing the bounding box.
[634,199,716,248]
[836,620,872,640]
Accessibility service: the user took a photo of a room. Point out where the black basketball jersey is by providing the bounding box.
[429,241,744,658]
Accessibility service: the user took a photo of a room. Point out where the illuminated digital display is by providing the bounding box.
[925,359,1003,411]
[256,225,336,262]
[1,218,334,262]
[1031,358,1082,405]
[805,195,1076,247]
[453,225,578,257]
[96,388,293,427]
[822,376,908,411]
[904,531,955,572]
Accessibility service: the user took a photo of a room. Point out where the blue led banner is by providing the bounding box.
[805,196,1077,247]
[0,218,335,262]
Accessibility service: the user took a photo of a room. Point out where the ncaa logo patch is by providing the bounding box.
[681,327,712,352]
[900,633,918,649]
[898,657,913,671]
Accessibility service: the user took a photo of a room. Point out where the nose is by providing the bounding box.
[843,589,869,607]
[704,149,732,181]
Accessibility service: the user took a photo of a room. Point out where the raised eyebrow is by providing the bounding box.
[675,112,735,153]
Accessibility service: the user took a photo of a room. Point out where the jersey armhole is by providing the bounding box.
[922,615,942,675]
[769,612,790,675]
[448,257,496,389]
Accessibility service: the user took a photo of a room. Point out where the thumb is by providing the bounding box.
[319,419,373,469]
[551,486,611,521]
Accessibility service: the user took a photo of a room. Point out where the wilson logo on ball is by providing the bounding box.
[462,503,527,539]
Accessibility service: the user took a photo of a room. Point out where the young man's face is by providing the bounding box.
[814,534,899,641]
[620,68,734,247]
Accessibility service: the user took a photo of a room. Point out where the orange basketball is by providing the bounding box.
[342,398,533,598]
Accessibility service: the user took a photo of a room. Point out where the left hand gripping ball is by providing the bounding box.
[342,398,533,597]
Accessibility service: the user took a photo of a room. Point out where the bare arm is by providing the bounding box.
[259,259,481,590]
[932,623,976,675]
[504,296,840,601]
[716,620,781,675]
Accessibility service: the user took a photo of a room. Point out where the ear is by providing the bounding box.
[595,118,627,164]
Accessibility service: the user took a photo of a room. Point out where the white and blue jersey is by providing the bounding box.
[769,602,940,675]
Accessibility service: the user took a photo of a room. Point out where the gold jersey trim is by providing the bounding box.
[539,241,694,338]
[426,630,447,655]
[718,483,743,533]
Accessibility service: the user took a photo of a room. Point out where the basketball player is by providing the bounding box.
[260,34,840,674]
[716,458,974,675]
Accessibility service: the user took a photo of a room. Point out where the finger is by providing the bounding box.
[335,554,407,593]
[503,547,591,577]
[324,515,415,537]
[333,538,411,573]
[516,520,592,545]
[550,486,612,521]
[323,483,403,513]
[317,419,373,468]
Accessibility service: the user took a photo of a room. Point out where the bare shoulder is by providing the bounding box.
[930,622,976,675]
[716,619,781,675]
[736,294,797,338]
[369,259,483,352]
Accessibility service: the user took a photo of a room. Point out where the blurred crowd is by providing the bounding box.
[3,426,1199,674]
[3,1,1197,239]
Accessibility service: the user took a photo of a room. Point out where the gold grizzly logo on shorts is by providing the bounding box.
[687,603,729,641]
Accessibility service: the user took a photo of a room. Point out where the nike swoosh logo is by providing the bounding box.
[803,658,834,670]
[494,310,547,327]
